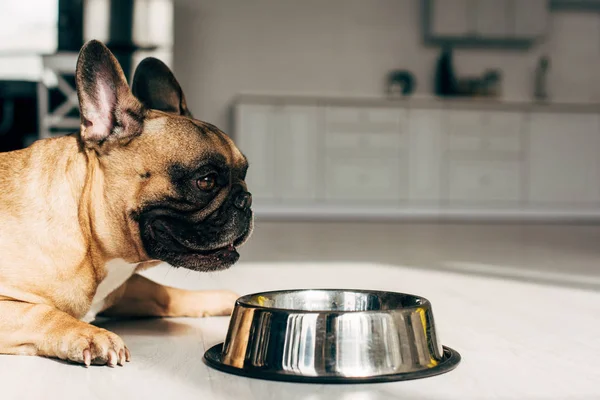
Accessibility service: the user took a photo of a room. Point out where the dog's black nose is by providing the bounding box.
[234,191,252,210]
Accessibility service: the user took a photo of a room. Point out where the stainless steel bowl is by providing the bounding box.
[204,289,460,383]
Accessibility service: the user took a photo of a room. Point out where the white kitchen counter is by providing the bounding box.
[234,96,600,222]
[1,262,599,400]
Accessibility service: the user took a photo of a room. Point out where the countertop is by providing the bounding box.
[1,261,599,400]
[235,93,600,114]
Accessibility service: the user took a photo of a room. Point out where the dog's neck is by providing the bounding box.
[79,144,147,265]
[0,135,144,276]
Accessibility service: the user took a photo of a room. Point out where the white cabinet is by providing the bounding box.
[235,96,600,220]
[514,0,549,38]
[448,160,521,203]
[446,110,481,138]
[275,106,319,202]
[427,0,549,43]
[527,113,600,205]
[235,105,276,201]
[235,104,319,203]
[444,110,524,204]
[430,0,470,36]
[323,107,407,202]
[324,107,406,156]
[324,156,404,202]
[445,110,523,154]
[408,109,443,202]
[475,0,511,37]
[484,112,523,153]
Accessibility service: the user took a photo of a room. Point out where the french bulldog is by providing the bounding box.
[0,40,253,367]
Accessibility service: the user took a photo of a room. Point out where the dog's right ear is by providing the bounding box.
[132,57,192,118]
[76,40,145,149]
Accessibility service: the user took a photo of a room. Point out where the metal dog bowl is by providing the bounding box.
[204,289,460,384]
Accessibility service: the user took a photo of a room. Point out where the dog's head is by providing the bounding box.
[75,40,252,271]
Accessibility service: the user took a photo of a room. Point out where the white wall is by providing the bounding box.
[173,0,600,130]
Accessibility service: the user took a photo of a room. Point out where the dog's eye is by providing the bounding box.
[197,173,217,191]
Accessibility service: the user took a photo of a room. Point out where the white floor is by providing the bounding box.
[1,222,599,399]
[240,221,600,289]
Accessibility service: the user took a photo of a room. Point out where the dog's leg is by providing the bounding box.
[100,274,238,318]
[0,300,128,366]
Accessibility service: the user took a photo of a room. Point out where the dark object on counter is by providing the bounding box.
[453,72,501,98]
[481,69,502,97]
[439,69,502,98]
[434,46,502,98]
[534,55,550,101]
[434,46,458,97]
[454,77,481,97]
[386,70,416,97]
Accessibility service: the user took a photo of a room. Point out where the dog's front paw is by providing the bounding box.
[176,290,240,317]
[202,290,240,317]
[58,326,129,367]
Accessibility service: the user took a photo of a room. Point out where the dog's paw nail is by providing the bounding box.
[62,326,127,368]
[107,350,117,367]
[83,348,91,367]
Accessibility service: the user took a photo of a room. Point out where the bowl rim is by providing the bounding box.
[204,342,461,384]
[234,288,432,314]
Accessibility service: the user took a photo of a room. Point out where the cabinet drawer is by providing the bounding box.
[485,112,522,152]
[325,131,404,152]
[324,157,405,201]
[326,107,403,125]
[275,106,319,201]
[485,112,521,135]
[236,105,276,200]
[326,107,405,152]
[326,107,403,132]
[447,134,484,152]
[326,107,363,125]
[447,111,522,153]
[446,110,481,136]
[365,108,403,125]
[447,160,521,202]
[486,134,521,153]
[448,133,521,153]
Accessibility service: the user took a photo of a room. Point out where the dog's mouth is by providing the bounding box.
[136,202,254,271]
[148,219,248,264]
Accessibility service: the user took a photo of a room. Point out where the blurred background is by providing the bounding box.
[1,0,600,290]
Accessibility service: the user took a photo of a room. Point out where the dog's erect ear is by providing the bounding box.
[132,57,192,118]
[75,40,145,148]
